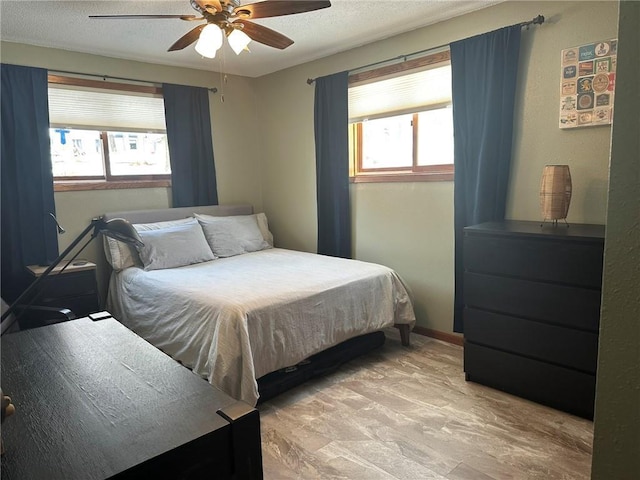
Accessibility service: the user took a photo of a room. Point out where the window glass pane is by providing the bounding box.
[107,132,171,176]
[361,114,413,169]
[50,128,104,177]
[417,107,454,166]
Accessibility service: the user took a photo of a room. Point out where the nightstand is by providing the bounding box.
[24,261,100,327]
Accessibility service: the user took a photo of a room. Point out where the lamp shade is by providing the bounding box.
[228,29,251,55]
[98,218,143,248]
[195,24,223,58]
[540,165,572,222]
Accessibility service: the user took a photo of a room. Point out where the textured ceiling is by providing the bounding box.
[0,1,502,77]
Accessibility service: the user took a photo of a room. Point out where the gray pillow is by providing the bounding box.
[136,220,215,271]
[104,217,194,271]
[195,214,271,258]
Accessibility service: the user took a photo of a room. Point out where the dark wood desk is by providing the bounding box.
[1,314,263,479]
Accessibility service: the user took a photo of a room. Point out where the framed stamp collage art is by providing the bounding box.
[559,38,617,129]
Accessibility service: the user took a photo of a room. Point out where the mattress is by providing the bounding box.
[107,248,415,405]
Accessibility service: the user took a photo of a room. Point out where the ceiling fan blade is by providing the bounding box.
[234,1,331,19]
[194,0,222,14]
[89,14,200,20]
[235,20,294,50]
[168,24,207,51]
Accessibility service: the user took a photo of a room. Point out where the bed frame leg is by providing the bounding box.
[396,324,411,347]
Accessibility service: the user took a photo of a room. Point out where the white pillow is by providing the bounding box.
[136,220,215,271]
[196,213,274,246]
[195,214,271,258]
[103,217,194,271]
[255,212,274,247]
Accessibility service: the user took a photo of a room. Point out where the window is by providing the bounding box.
[48,76,171,190]
[348,50,454,182]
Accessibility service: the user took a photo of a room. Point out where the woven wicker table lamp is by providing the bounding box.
[540,164,572,226]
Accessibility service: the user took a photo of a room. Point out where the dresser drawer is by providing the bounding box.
[464,308,598,373]
[464,342,595,419]
[464,234,603,288]
[464,272,601,331]
[39,270,97,298]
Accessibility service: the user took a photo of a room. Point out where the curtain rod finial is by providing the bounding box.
[307,78,315,85]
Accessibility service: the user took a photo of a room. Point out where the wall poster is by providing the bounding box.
[559,38,617,129]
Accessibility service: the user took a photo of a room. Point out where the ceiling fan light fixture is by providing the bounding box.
[195,23,223,58]
[90,0,333,55]
[228,29,252,55]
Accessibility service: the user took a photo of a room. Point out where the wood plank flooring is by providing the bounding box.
[258,329,593,479]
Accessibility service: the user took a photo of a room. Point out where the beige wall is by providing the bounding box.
[592,1,640,477]
[1,2,617,331]
[508,3,616,225]
[2,1,637,472]
[0,42,263,299]
[255,1,618,334]
[0,1,619,331]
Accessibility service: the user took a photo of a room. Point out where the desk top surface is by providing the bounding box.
[1,315,237,479]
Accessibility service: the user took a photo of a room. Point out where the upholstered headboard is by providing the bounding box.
[102,204,253,224]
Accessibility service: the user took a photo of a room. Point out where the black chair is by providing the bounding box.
[1,298,75,333]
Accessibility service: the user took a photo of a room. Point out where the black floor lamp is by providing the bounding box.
[0,217,142,335]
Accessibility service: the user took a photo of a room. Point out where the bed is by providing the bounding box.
[103,204,416,406]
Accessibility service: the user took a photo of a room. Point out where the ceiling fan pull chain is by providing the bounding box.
[218,47,229,103]
[218,60,225,103]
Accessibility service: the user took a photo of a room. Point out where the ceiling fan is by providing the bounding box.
[89,0,332,58]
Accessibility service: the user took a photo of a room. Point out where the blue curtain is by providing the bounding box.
[1,64,59,302]
[163,83,218,207]
[451,26,522,332]
[314,71,351,258]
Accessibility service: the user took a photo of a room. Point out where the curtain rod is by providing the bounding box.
[306,14,544,85]
[49,68,218,93]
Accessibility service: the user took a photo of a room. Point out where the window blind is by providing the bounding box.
[348,64,452,122]
[48,85,166,132]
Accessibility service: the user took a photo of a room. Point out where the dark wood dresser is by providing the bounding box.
[1,314,263,479]
[462,221,605,419]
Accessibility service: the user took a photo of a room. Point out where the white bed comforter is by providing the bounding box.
[108,248,415,405]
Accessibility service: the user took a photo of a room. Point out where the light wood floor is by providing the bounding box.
[258,329,593,479]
